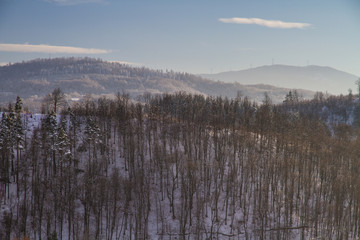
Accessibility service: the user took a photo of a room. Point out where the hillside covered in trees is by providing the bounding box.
[1,91,360,239]
[0,58,315,110]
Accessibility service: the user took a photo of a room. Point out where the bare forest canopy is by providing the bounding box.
[0,57,315,111]
[2,91,360,239]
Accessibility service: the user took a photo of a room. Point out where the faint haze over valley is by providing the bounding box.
[201,64,359,95]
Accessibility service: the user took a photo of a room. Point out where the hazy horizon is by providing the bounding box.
[0,0,359,77]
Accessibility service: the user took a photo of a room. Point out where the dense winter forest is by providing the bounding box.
[1,90,360,239]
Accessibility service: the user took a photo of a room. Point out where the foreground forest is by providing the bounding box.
[1,91,360,239]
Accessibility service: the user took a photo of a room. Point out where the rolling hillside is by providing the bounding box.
[0,58,314,110]
[201,65,359,95]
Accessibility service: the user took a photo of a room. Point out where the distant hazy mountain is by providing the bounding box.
[0,58,315,110]
[201,65,359,95]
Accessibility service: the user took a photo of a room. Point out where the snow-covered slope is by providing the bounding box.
[1,93,359,239]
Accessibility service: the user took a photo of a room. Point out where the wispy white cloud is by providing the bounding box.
[0,43,110,54]
[45,0,107,6]
[219,17,311,29]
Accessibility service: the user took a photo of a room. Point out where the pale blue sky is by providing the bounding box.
[0,0,359,76]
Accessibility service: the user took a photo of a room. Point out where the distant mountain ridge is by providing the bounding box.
[201,65,359,95]
[0,58,315,110]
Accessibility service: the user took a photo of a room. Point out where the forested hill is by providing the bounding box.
[0,57,314,106]
[2,92,360,239]
[201,64,359,95]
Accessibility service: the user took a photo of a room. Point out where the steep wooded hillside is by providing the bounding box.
[1,92,360,239]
